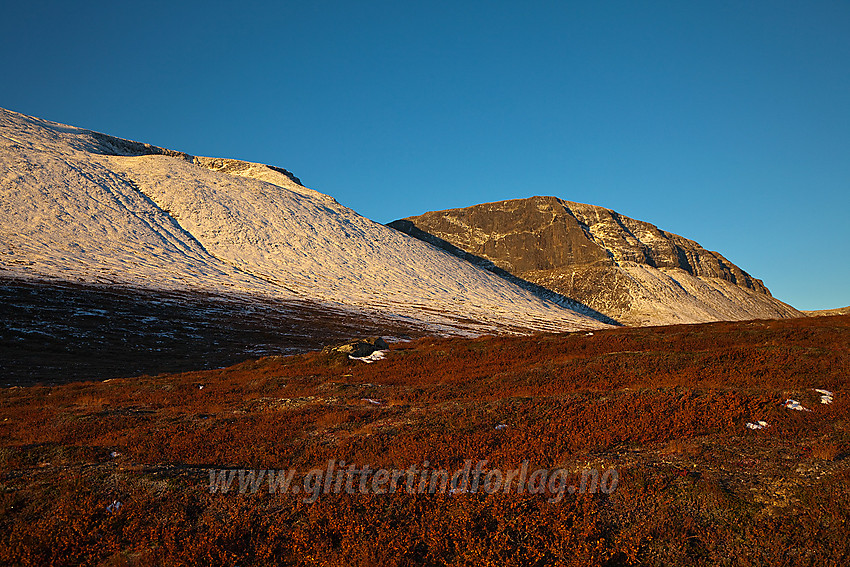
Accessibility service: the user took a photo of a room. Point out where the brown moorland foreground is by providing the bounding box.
[0,315,848,566]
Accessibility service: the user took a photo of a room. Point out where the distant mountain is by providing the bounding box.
[390,196,802,326]
[804,307,850,317]
[0,108,604,340]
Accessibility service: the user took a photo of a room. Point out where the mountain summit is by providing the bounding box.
[390,196,801,325]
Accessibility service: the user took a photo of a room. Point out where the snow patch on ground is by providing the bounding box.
[814,389,834,404]
[350,350,388,364]
[783,399,811,412]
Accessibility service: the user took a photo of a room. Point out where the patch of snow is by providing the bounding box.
[73,308,108,316]
[783,399,811,412]
[746,421,769,430]
[350,350,388,364]
[814,389,834,404]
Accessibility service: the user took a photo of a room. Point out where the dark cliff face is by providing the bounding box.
[391,197,612,274]
[391,196,768,292]
[389,196,794,325]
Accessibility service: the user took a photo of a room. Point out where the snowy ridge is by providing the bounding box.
[0,108,603,334]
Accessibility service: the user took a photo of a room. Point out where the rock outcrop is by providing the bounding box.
[390,196,802,326]
[324,337,389,358]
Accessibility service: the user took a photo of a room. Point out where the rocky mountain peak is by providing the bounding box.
[390,197,800,326]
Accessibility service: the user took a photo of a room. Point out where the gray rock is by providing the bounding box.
[324,337,389,357]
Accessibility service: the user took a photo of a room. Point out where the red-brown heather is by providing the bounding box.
[1,315,848,566]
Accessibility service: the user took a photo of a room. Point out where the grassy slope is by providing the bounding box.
[0,315,848,566]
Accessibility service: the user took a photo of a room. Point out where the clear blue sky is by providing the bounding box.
[2,1,847,310]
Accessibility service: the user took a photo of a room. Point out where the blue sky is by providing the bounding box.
[2,1,847,310]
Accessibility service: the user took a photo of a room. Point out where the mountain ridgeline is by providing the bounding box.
[0,105,802,355]
[0,107,603,340]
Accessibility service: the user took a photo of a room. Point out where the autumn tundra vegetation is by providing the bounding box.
[0,314,848,566]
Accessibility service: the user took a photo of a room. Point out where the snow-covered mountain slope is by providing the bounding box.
[391,196,803,326]
[0,108,603,335]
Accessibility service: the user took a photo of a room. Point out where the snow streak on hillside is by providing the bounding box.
[0,108,603,335]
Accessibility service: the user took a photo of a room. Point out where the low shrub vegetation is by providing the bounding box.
[0,315,848,565]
